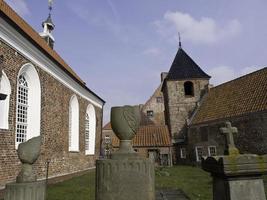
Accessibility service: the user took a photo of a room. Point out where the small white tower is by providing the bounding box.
[39,0,55,49]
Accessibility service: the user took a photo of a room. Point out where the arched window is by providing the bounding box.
[184,81,194,96]
[0,71,11,129]
[15,63,41,148]
[85,104,96,155]
[69,95,79,151]
[85,112,89,154]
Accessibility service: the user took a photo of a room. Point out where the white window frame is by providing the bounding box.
[0,70,11,129]
[195,146,204,162]
[180,147,186,159]
[85,112,90,154]
[86,104,96,155]
[69,95,79,152]
[208,146,217,157]
[15,63,41,149]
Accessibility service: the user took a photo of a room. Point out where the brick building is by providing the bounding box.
[102,123,172,166]
[104,41,267,165]
[161,44,267,164]
[186,68,267,164]
[0,0,104,189]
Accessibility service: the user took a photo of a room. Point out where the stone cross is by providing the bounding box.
[220,121,240,155]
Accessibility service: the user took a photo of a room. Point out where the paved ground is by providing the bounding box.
[156,188,190,200]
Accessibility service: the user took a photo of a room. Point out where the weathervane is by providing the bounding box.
[178,32,182,48]
[48,0,53,15]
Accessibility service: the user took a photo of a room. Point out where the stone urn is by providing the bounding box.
[16,136,42,183]
[111,105,140,158]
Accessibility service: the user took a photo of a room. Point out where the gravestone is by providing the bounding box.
[96,105,155,200]
[4,136,46,200]
[202,121,267,200]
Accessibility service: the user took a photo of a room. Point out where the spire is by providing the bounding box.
[178,32,182,49]
[39,0,55,49]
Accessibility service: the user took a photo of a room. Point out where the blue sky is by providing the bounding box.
[6,0,267,123]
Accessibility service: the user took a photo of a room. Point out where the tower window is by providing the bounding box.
[147,110,154,117]
[184,81,194,96]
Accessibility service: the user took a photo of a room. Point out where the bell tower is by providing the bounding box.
[39,0,55,49]
[162,36,211,145]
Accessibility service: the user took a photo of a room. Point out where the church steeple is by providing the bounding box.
[39,0,55,49]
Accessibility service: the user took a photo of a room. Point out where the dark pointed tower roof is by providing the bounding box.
[166,47,211,80]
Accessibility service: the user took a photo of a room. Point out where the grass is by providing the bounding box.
[155,166,212,200]
[8,166,266,200]
[46,170,95,200]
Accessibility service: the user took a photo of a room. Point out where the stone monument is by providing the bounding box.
[202,121,267,200]
[96,105,155,200]
[4,136,46,200]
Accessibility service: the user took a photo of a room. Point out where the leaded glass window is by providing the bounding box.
[16,75,28,144]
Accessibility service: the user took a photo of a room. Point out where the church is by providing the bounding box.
[102,38,267,165]
[0,0,104,190]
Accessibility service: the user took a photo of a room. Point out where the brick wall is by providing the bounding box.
[187,111,267,164]
[0,39,103,188]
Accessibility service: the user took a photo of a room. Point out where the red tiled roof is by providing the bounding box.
[112,125,172,147]
[191,67,267,125]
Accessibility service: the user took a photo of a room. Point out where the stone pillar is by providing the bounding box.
[96,105,155,200]
[4,136,46,200]
[202,122,267,200]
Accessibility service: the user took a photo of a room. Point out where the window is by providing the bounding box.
[16,75,28,144]
[156,97,163,103]
[69,95,79,152]
[15,64,41,148]
[184,81,194,96]
[86,104,96,155]
[180,147,186,159]
[147,110,154,117]
[195,146,204,162]
[208,146,217,156]
[0,71,11,129]
[85,113,89,152]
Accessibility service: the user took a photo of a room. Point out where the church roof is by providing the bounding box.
[0,1,104,103]
[166,47,210,80]
[190,67,267,125]
[105,125,172,147]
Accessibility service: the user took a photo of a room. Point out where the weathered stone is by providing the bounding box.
[4,181,46,200]
[96,105,155,200]
[16,136,42,183]
[96,158,155,200]
[202,123,267,200]
[111,105,140,159]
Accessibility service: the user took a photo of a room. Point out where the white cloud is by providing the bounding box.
[240,66,262,75]
[5,0,30,17]
[208,65,262,86]
[155,11,241,44]
[208,66,237,86]
[143,47,161,56]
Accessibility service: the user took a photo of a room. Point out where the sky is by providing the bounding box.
[5,0,267,124]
